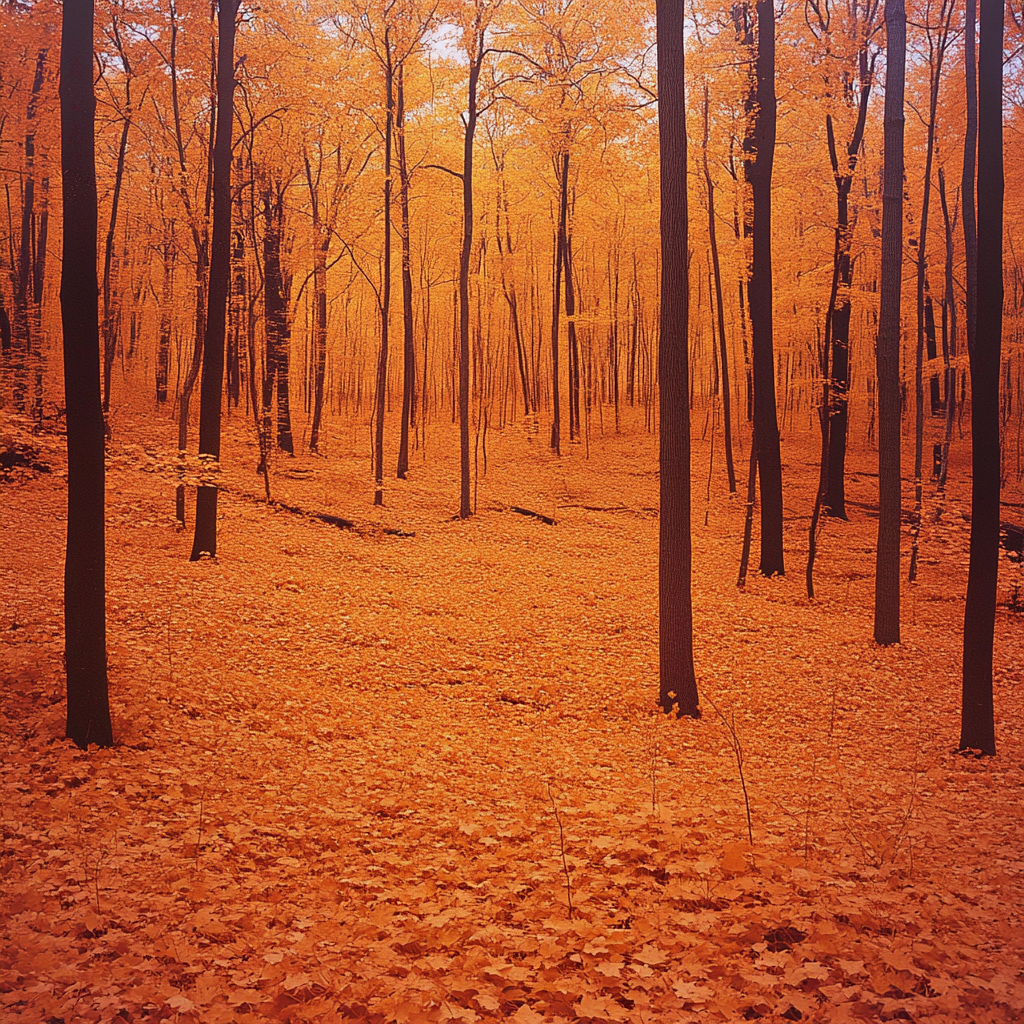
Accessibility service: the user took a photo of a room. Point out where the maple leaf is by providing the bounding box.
[633,944,668,966]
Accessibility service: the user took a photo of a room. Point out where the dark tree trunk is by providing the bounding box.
[823,55,873,518]
[909,1,953,582]
[960,0,1002,756]
[156,231,174,404]
[550,154,568,455]
[102,116,130,417]
[565,225,581,443]
[656,0,698,719]
[748,0,784,576]
[962,0,978,358]
[703,84,736,493]
[60,0,113,748]
[12,50,47,418]
[937,166,957,488]
[262,184,294,456]
[458,42,483,518]
[189,0,236,560]
[304,154,329,453]
[874,0,905,646]
[397,65,416,479]
[373,45,394,507]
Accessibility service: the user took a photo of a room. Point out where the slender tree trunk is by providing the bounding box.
[458,47,482,518]
[397,65,416,479]
[374,48,394,506]
[262,185,294,455]
[703,85,736,493]
[550,154,568,454]
[960,0,1002,756]
[189,0,236,560]
[156,231,174,403]
[937,166,957,489]
[874,0,905,646]
[102,116,130,417]
[13,50,47,417]
[61,0,113,748]
[962,0,978,364]
[304,154,329,453]
[909,5,952,581]
[824,55,873,517]
[656,0,698,719]
[565,224,581,442]
[748,0,784,576]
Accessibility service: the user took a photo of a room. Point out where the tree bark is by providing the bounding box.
[748,0,784,576]
[189,0,236,560]
[962,0,978,364]
[823,51,873,518]
[550,154,568,455]
[960,0,1002,756]
[397,65,416,479]
[656,0,699,719]
[458,40,483,518]
[60,0,113,748]
[874,0,905,646]
[373,41,394,506]
[702,84,736,494]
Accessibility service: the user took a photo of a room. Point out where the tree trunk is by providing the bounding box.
[550,154,568,455]
[60,0,113,748]
[703,84,736,493]
[189,0,236,560]
[102,116,131,418]
[823,54,873,518]
[397,65,416,479]
[373,48,394,506]
[909,3,953,581]
[12,49,47,418]
[937,166,957,489]
[962,0,978,360]
[156,230,174,403]
[304,153,329,453]
[960,0,1001,756]
[748,0,784,576]
[656,0,698,719]
[458,46,482,518]
[565,224,581,442]
[874,0,905,646]
[262,184,294,456]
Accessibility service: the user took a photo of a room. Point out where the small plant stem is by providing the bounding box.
[705,695,754,849]
[195,789,205,871]
[546,783,573,920]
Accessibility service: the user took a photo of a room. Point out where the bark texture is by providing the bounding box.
[60,0,113,748]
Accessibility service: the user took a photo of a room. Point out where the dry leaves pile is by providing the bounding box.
[2,410,1022,1024]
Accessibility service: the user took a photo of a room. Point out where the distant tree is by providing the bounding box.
[190,0,238,559]
[60,0,113,748]
[656,0,699,718]
[959,0,1002,756]
[907,0,955,584]
[748,0,784,577]
[873,0,905,646]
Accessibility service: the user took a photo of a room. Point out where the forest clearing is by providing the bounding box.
[2,410,1022,1023]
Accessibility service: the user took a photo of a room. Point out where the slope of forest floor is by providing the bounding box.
[2,407,1023,1024]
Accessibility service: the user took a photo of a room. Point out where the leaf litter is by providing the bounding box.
[1,411,1022,1024]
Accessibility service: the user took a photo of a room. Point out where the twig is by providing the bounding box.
[804,755,817,859]
[546,783,574,920]
[704,695,754,848]
[194,789,205,871]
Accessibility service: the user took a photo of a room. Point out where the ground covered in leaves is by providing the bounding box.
[2,407,1023,1024]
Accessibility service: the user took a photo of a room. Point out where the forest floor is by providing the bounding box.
[1,404,1023,1024]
